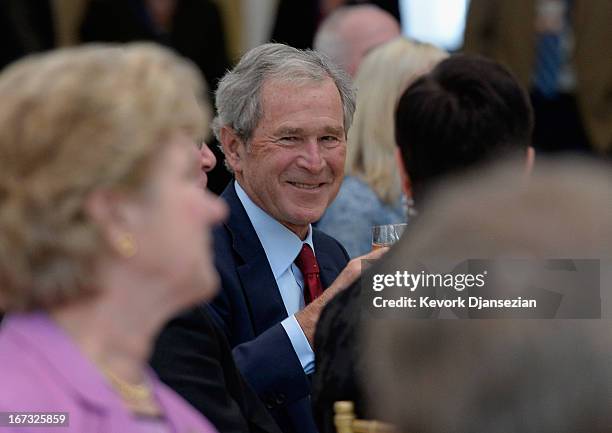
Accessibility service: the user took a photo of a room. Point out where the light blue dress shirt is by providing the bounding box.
[235,181,316,375]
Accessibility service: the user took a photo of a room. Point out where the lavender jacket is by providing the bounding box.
[0,313,219,433]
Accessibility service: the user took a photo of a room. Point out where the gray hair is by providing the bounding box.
[212,43,356,145]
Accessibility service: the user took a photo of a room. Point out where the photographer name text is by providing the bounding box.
[372,295,537,309]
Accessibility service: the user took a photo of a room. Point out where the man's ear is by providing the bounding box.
[220,126,246,175]
[395,147,412,199]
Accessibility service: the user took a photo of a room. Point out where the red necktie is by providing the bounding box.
[294,244,323,305]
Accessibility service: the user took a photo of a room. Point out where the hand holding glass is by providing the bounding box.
[372,223,407,250]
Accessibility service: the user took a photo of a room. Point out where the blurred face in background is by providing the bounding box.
[342,9,400,76]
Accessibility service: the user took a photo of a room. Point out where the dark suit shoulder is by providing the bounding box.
[212,221,236,258]
[151,307,282,433]
[312,227,350,263]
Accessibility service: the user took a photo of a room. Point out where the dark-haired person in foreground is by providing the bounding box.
[312,54,535,433]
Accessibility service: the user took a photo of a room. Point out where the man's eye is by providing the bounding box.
[280,136,299,142]
[320,136,340,145]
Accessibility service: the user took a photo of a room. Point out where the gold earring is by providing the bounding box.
[116,233,137,258]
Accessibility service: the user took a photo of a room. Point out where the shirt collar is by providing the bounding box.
[235,181,314,279]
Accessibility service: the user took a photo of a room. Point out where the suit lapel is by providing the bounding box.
[222,183,289,335]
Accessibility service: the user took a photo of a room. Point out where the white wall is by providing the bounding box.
[399,0,471,51]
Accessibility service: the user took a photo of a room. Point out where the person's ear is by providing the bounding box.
[220,126,246,175]
[84,190,143,257]
[395,147,412,198]
[524,146,535,176]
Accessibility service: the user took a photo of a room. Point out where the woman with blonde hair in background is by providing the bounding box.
[317,37,447,257]
[0,43,227,432]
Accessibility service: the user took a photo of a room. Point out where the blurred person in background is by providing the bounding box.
[313,4,400,77]
[319,0,400,21]
[312,54,535,433]
[0,43,226,432]
[464,0,612,156]
[365,159,612,433]
[272,1,400,51]
[80,0,233,195]
[0,0,55,70]
[317,38,447,258]
[80,0,229,96]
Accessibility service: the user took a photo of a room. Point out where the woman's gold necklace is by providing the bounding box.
[101,366,162,417]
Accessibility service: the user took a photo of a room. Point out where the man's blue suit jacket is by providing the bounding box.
[206,182,350,433]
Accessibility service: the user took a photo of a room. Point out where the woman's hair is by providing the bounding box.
[0,43,209,311]
[345,38,447,205]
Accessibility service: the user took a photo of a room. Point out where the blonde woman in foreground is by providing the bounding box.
[0,44,227,432]
[317,37,447,257]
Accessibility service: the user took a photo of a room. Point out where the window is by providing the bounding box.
[399,0,470,51]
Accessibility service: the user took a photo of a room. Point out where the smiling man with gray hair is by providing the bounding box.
[157,42,383,433]
[209,41,386,433]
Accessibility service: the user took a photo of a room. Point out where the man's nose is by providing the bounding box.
[296,139,325,172]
